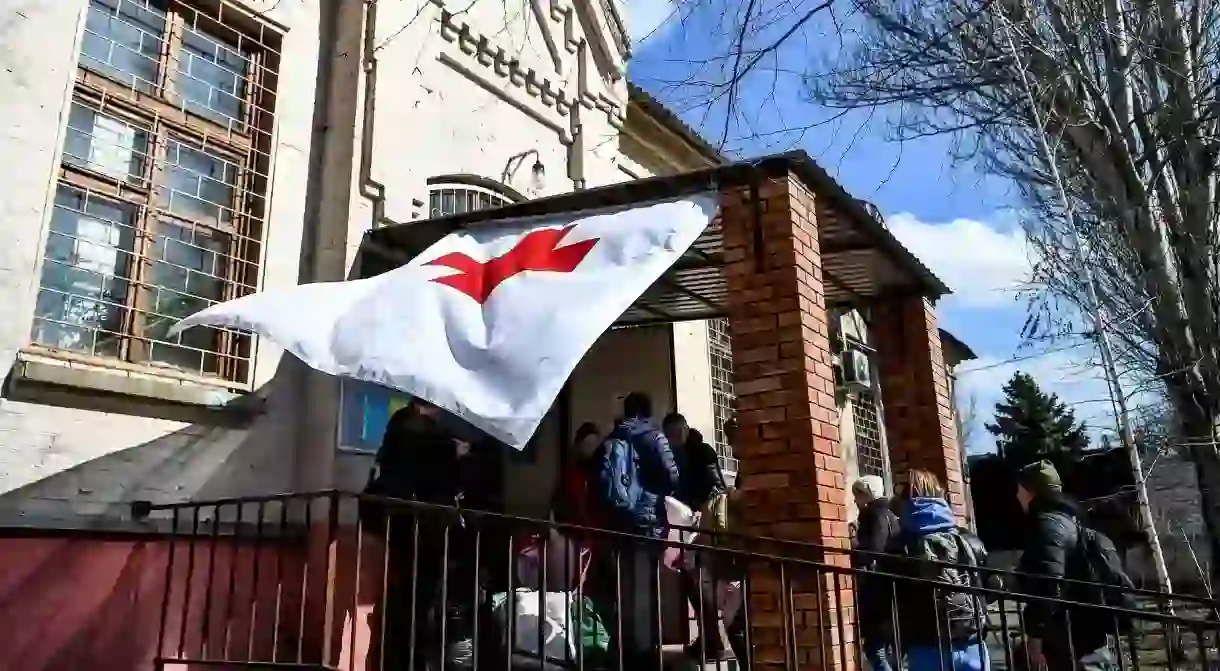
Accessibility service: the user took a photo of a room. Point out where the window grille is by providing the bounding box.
[32,0,280,386]
[708,318,737,471]
[852,391,886,478]
[429,183,515,217]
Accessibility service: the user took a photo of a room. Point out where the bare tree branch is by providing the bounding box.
[807,0,1220,585]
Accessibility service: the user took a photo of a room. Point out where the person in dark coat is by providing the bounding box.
[596,392,680,537]
[594,392,679,671]
[663,413,727,511]
[366,398,501,669]
[1016,460,1115,671]
[663,413,730,660]
[852,476,900,671]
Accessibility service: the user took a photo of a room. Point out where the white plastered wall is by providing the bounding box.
[0,0,323,524]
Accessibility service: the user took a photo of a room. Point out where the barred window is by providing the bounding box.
[428,176,522,217]
[708,318,738,472]
[852,391,886,478]
[31,0,280,386]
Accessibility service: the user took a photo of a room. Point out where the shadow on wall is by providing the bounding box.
[0,355,313,528]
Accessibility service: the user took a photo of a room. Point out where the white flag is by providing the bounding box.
[171,194,717,449]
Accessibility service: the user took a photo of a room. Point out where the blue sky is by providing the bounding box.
[619,0,1123,452]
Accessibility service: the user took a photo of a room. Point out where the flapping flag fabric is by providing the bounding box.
[171,194,718,449]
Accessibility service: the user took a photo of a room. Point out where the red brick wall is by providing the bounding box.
[721,175,856,671]
[873,294,967,515]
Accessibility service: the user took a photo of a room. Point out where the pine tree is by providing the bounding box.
[985,372,1090,465]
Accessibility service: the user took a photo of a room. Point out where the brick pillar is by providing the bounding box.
[722,175,856,671]
[873,295,967,516]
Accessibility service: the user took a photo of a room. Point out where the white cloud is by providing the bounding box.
[621,0,678,46]
[886,212,1033,309]
[880,212,1156,454]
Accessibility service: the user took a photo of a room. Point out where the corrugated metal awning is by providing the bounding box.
[359,152,950,326]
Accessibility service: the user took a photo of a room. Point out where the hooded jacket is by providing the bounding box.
[597,417,680,537]
[883,497,995,648]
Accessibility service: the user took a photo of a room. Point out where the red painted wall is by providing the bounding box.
[1,528,696,670]
[0,532,309,671]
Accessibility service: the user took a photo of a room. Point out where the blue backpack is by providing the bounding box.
[601,435,644,523]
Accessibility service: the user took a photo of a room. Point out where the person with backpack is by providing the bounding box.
[884,469,995,671]
[1016,460,1130,671]
[852,476,901,671]
[594,392,680,670]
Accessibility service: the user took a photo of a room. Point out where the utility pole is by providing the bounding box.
[996,15,1174,594]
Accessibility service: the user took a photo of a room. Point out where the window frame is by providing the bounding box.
[29,0,281,389]
[426,174,524,218]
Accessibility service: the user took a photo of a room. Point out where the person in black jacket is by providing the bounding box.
[852,476,900,671]
[663,413,730,661]
[1016,460,1115,671]
[664,413,727,511]
[365,398,501,670]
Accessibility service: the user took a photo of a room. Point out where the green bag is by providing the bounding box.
[570,595,609,663]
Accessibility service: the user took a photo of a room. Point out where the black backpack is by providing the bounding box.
[1067,523,1137,631]
[904,529,988,643]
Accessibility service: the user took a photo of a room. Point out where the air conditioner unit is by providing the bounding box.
[840,348,873,393]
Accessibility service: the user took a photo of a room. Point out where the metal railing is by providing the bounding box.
[131,491,1220,670]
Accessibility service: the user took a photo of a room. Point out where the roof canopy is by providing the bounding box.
[359,152,950,326]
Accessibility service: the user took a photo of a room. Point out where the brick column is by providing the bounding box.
[872,295,967,516]
[722,175,856,671]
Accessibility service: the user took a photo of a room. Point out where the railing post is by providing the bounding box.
[322,491,342,666]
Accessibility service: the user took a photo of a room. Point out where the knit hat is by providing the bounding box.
[852,475,885,501]
[1017,459,1063,494]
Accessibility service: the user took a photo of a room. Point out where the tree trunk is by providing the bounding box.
[1180,406,1220,595]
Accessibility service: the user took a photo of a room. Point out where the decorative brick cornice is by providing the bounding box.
[436,6,625,127]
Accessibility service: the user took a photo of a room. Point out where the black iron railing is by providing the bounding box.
[131,491,1220,671]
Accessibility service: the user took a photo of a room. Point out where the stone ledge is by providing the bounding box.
[4,352,265,427]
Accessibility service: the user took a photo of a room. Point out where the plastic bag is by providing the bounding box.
[570,594,609,664]
[663,496,700,570]
[516,529,590,592]
[491,589,578,670]
[718,580,744,627]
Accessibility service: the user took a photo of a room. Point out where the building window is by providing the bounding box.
[32,0,280,385]
[427,176,522,217]
[852,391,886,478]
[708,318,738,473]
[339,381,414,454]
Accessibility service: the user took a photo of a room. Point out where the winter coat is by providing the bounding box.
[367,408,503,511]
[854,497,900,640]
[855,497,900,560]
[1018,494,1110,653]
[596,417,680,537]
[554,454,606,534]
[881,497,998,648]
[676,429,726,511]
